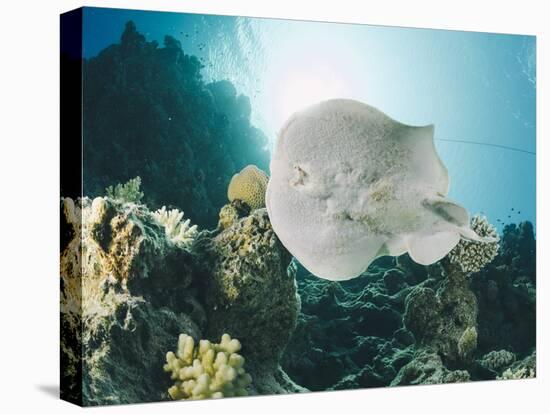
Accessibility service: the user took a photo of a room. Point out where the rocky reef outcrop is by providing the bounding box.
[61,197,203,405]
[403,262,479,367]
[60,196,303,406]
[196,206,303,394]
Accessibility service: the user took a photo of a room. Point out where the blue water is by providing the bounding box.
[82,7,536,231]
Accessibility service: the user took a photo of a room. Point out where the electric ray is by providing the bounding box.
[266,99,496,281]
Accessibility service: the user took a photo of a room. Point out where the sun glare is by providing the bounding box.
[273,67,351,129]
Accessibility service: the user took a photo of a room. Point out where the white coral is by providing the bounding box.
[153,206,198,249]
[448,215,500,273]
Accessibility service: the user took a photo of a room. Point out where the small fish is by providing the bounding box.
[511,207,514,211]
[508,215,511,218]
[518,211,521,214]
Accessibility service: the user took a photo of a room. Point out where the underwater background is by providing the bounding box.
[60,6,536,405]
[82,6,536,231]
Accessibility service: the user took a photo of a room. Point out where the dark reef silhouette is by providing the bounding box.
[83,21,270,229]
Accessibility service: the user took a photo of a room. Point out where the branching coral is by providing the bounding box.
[105,176,144,203]
[153,206,198,249]
[163,333,252,400]
[227,165,269,210]
[448,215,500,273]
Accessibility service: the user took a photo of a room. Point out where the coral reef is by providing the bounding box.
[164,333,252,400]
[227,165,269,210]
[153,206,198,249]
[448,215,500,274]
[61,194,303,405]
[83,22,270,229]
[62,182,534,405]
[282,221,535,390]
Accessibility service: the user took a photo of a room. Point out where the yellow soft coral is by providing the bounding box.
[163,333,252,400]
[227,165,268,210]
